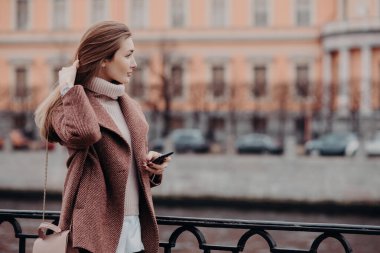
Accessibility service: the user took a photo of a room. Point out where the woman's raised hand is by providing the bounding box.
[58,60,79,95]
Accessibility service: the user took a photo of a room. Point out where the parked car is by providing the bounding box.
[9,129,29,150]
[171,129,210,153]
[9,129,55,151]
[304,139,323,155]
[235,133,284,155]
[149,137,165,153]
[364,131,380,157]
[315,132,359,156]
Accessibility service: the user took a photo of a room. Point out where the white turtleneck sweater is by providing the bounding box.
[85,77,140,216]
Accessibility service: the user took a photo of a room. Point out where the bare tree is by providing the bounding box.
[188,82,207,128]
[311,80,323,138]
[350,77,360,134]
[148,39,177,137]
[144,96,160,139]
[326,81,338,133]
[228,82,245,137]
[0,85,11,137]
[274,82,289,143]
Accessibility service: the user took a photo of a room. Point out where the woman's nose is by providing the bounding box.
[131,56,137,70]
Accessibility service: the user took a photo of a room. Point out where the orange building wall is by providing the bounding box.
[0,0,11,30]
[0,0,379,128]
[331,51,339,112]
[372,48,380,109]
[350,49,361,111]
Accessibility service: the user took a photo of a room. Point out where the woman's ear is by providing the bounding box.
[100,58,110,68]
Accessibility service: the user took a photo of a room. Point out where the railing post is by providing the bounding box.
[19,238,26,253]
[164,246,171,253]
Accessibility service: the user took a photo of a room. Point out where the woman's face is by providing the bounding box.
[99,37,137,84]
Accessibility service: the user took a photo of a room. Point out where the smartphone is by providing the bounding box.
[151,152,174,165]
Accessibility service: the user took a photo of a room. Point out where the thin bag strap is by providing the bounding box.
[42,130,49,222]
[41,130,73,231]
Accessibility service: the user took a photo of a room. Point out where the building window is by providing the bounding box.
[253,0,268,27]
[170,115,184,130]
[295,0,311,26]
[91,0,106,24]
[209,117,225,130]
[52,0,67,29]
[130,0,146,28]
[130,67,145,98]
[170,0,186,27]
[211,65,226,98]
[295,64,309,97]
[170,64,184,98]
[210,0,226,27]
[16,0,29,30]
[252,65,267,97]
[252,115,267,133]
[15,67,28,99]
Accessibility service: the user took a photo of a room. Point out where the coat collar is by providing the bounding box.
[86,89,123,139]
[85,89,148,166]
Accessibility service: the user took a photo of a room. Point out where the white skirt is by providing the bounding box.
[115,215,145,253]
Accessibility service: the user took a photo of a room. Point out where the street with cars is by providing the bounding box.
[148,128,380,157]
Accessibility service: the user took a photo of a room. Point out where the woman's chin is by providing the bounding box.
[111,78,128,85]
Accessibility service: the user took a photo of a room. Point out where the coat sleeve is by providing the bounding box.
[51,85,101,149]
[150,174,162,187]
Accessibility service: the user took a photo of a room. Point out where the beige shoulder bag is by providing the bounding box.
[33,133,71,253]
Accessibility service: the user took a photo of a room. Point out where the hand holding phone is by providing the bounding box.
[151,152,174,165]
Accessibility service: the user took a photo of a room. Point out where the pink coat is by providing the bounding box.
[49,85,161,253]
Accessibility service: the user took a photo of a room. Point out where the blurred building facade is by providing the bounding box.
[0,0,380,144]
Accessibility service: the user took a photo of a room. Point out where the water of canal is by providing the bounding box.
[1,199,379,253]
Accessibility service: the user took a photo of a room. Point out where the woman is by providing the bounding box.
[34,21,170,253]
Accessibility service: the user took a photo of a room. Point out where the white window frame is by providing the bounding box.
[9,59,33,103]
[127,0,149,29]
[207,0,230,28]
[250,0,272,27]
[247,56,273,101]
[206,58,231,101]
[12,0,33,30]
[289,56,315,101]
[49,0,70,30]
[167,0,189,28]
[165,57,189,101]
[88,0,109,25]
[292,0,315,27]
[294,63,310,98]
[129,60,149,100]
[47,55,70,91]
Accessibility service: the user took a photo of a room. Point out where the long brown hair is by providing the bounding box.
[34,21,132,140]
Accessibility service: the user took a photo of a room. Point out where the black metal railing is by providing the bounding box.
[1,209,380,253]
